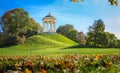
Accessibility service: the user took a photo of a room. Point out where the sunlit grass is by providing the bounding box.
[0,45,120,56]
[0,34,120,56]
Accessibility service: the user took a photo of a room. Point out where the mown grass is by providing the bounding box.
[25,34,77,46]
[0,45,120,56]
[0,34,120,56]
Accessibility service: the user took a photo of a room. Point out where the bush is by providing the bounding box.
[0,34,4,47]
[4,35,26,46]
[0,54,120,73]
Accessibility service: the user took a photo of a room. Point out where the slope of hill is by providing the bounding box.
[25,33,77,48]
[0,34,120,56]
[0,34,77,55]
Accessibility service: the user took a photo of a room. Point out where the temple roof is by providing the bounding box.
[43,12,56,20]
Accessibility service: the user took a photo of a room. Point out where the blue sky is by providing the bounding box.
[0,0,120,38]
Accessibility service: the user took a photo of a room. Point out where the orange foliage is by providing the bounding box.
[24,68,32,73]
[39,69,47,73]
[95,55,101,60]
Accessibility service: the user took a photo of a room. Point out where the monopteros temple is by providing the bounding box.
[42,13,57,33]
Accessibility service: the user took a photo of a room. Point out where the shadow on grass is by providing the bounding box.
[62,45,110,49]
[62,45,89,49]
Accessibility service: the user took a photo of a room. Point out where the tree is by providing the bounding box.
[71,0,119,6]
[0,33,4,47]
[24,18,43,37]
[57,24,78,42]
[1,8,30,46]
[0,17,3,33]
[2,8,30,35]
[1,8,42,46]
[87,19,105,47]
[87,19,118,48]
[117,40,120,48]
[105,32,118,47]
[77,31,86,45]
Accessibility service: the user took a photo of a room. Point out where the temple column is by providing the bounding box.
[45,23,46,32]
[50,24,52,32]
[43,22,45,32]
[46,24,49,32]
[54,24,56,32]
[42,13,56,33]
[52,24,53,32]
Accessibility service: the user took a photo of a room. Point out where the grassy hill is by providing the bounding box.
[25,33,77,48]
[0,34,78,55]
[0,34,120,56]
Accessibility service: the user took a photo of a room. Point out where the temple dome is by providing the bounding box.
[43,12,56,20]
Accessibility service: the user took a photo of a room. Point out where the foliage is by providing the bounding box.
[0,17,4,33]
[87,19,118,48]
[77,31,87,45]
[57,24,78,42]
[117,40,120,48]
[0,33,4,47]
[0,54,120,73]
[87,19,105,47]
[71,0,119,6]
[25,18,43,37]
[105,32,118,47]
[4,35,26,46]
[1,8,29,46]
[2,8,30,35]
[1,8,42,47]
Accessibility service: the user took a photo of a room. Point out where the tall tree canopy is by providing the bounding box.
[87,19,105,47]
[25,18,43,37]
[77,31,86,45]
[105,32,118,47]
[71,0,119,6]
[57,24,78,42]
[2,8,30,35]
[87,19,118,47]
[1,8,42,46]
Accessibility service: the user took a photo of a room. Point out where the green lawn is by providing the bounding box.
[0,45,120,56]
[0,34,120,56]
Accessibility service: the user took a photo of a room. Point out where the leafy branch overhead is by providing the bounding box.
[71,0,119,6]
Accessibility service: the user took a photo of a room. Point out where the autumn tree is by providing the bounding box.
[24,18,43,37]
[71,0,119,6]
[77,31,86,45]
[2,8,30,35]
[1,8,42,46]
[1,8,30,46]
[57,24,78,42]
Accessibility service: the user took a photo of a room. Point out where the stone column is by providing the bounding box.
[47,24,48,32]
[54,24,56,32]
[43,22,45,32]
[45,23,46,32]
[50,24,51,32]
